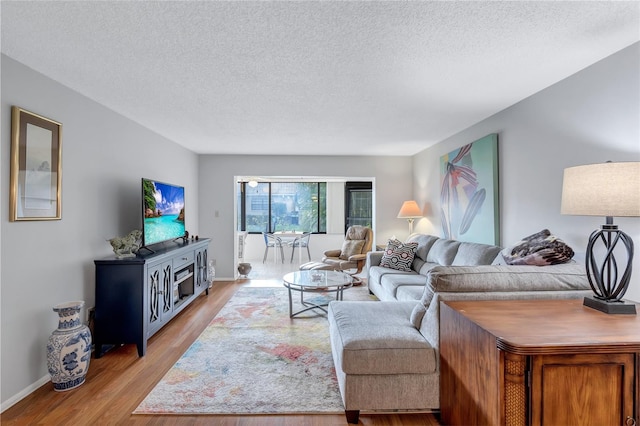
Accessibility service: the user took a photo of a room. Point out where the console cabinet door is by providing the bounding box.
[530,353,636,426]
[147,260,172,337]
[195,247,208,291]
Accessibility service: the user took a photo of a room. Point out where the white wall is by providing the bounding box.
[198,155,414,279]
[413,42,640,302]
[0,56,200,408]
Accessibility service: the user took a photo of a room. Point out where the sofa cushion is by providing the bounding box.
[328,301,436,375]
[426,239,461,265]
[396,285,426,302]
[416,261,442,276]
[406,234,439,262]
[380,239,418,272]
[368,265,414,283]
[380,272,426,299]
[426,263,589,293]
[452,242,502,266]
[340,239,365,260]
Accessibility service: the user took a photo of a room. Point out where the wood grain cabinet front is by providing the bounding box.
[440,299,640,426]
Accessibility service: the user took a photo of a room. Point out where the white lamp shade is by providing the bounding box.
[561,162,640,217]
[397,200,423,218]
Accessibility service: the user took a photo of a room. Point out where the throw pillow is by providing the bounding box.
[339,239,365,260]
[410,303,427,329]
[380,239,419,272]
[502,229,574,266]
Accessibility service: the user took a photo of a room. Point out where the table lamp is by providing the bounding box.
[397,200,423,234]
[561,161,640,314]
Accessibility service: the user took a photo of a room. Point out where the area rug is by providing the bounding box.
[133,284,375,415]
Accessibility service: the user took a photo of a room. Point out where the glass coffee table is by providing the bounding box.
[282,270,353,318]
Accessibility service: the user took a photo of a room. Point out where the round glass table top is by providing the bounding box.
[282,270,353,289]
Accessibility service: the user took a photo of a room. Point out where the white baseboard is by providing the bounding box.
[1,375,50,413]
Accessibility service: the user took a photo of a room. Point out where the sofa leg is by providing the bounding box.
[345,410,359,424]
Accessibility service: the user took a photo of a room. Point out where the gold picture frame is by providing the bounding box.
[10,106,62,221]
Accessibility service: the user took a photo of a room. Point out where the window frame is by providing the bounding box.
[238,181,327,234]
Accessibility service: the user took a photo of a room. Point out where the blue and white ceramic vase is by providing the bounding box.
[47,301,92,391]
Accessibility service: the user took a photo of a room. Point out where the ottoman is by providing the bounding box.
[299,261,335,271]
[327,300,439,423]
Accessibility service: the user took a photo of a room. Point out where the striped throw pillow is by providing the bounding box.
[380,239,418,272]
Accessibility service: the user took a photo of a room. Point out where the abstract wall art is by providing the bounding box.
[440,134,499,245]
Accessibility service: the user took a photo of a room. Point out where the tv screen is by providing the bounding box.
[142,178,185,247]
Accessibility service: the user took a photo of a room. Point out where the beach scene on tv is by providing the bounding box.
[143,179,185,246]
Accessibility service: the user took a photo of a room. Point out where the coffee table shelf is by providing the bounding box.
[283,270,353,318]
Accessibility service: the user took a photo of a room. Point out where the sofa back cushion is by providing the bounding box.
[426,263,589,293]
[426,239,461,265]
[406,234,439,262]
[452,242,502,266]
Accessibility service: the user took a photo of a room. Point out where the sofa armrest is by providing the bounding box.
[366,251,384,268]
[426,263,589,294]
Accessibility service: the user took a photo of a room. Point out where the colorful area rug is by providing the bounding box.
[133,285,375,415]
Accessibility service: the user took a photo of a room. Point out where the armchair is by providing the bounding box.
[321,226,373,275]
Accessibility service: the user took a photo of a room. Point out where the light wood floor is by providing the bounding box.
[1,277,441,425]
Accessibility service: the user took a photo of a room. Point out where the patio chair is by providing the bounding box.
[289,232,311,263]
[262,232,285,263]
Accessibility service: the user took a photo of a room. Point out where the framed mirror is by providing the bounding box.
[10,106,62,221]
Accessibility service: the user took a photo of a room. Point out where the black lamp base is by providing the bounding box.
[583,296,637,315]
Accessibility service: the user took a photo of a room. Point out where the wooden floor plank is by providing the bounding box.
[1,279,440,425]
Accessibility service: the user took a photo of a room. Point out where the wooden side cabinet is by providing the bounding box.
[440,299,640,426]
[94,238,210,358]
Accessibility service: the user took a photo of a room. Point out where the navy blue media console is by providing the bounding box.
[94,238,210,358]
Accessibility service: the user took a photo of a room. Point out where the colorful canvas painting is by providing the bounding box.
[440,134,499,245]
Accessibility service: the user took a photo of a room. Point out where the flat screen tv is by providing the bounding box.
[142,178,185,247]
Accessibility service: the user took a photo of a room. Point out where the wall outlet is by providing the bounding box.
[211,259,216,266]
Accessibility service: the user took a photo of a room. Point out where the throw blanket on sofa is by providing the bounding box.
[503,229,574,266]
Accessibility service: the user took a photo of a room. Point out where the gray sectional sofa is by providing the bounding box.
[368,234,501,301]
[328,233,591,424]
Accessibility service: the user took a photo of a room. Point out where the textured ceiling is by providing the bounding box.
[1,1,639,156]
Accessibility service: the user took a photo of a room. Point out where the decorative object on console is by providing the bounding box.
[47,301,92,391]
[501,229,574,266]
[10,106,62,221]
[107,229,142,258]
[397,200,422,234]
[561,161,640,314]
[440,133,499,245]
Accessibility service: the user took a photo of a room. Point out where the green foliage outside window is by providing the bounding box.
[239,182,326,233]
